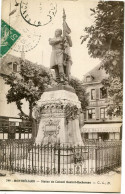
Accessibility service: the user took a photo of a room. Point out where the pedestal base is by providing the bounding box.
[35,85,83,146]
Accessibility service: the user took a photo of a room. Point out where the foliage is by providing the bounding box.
[102,77,123,116]
[81,1,124,116]
[3,59,51,120]
[81,1,124,80]
[69,77,88,110]
[65,103,78,121]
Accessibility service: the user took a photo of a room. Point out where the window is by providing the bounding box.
[100,108,107,119]
[100,87,107,99]
[84,133,88,139]
[98,133,109,140]
[93,133,98,139]
[109,133,115,140]
[91,89,96,100]
[114,133,120,140]
[86,76,91,82]
[88,133,98,139]
[88,109,95,119]
[89,133,93,139]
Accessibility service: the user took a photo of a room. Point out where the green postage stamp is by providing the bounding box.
[0,20,21,57]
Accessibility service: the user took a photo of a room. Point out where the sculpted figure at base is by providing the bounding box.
[49,29,72,84]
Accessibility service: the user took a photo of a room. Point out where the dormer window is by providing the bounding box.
[7,62,18,73]
[86,76,91,82]
[13,62,18,72]
[86,75,94,82]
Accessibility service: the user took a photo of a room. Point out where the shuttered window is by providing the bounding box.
[88,109,95,119]
[100,108,107,119]
[100,87,107,99]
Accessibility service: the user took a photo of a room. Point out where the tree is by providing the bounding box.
[3,59,51,138]
[81,1,124,116]
[102,77,123,117]
[70,77,88,110]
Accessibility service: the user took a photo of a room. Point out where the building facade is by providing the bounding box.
[0,54,30,140]
[81,65,122,141]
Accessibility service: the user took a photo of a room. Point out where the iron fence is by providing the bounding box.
[0,141,121,175]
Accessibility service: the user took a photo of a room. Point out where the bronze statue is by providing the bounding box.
[49,12,72,84]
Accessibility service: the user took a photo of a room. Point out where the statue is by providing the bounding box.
[49,10,72,84]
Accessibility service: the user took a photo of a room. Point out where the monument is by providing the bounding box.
[35,9,83,147]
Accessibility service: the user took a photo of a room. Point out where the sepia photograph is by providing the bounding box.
[0,0,124,193]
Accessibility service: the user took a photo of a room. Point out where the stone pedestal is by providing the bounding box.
[35,85,83,146]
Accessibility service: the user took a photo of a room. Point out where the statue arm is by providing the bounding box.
[49,38,63,45]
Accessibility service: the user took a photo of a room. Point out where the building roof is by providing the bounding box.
[0,54,21,75]
[82,64,109,84]
[0,54,49,76]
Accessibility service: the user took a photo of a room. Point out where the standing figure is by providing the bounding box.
[49,30,72,83]
[49,10,72,84]
[49,29,65,83]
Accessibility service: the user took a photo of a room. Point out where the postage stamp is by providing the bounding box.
[0,20,21,57]
[20,0,57,27]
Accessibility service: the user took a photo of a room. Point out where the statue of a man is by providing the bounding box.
[49,29,72,83]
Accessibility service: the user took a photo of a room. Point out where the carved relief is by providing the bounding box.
[35,101,80,121]
[41,119,60,145]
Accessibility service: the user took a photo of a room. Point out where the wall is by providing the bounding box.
[84,82,122,122]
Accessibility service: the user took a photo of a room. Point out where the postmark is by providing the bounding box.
[20,0,57,27]
[7,7,42,53]
[11,27,41,52]
[0,20,21,57]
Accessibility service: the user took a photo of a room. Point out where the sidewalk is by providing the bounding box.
[0,168,121,192]
[0,167,121,177]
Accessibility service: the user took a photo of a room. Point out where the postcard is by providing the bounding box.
[0,0,124,192]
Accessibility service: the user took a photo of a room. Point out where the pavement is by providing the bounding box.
[0,167,121,192]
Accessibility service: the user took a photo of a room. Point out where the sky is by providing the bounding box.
[2,0,100,80]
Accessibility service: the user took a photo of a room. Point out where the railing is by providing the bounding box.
[0,141,121,175]
[95,141,121,174]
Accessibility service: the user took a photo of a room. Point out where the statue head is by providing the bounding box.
[55,29,62,37]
